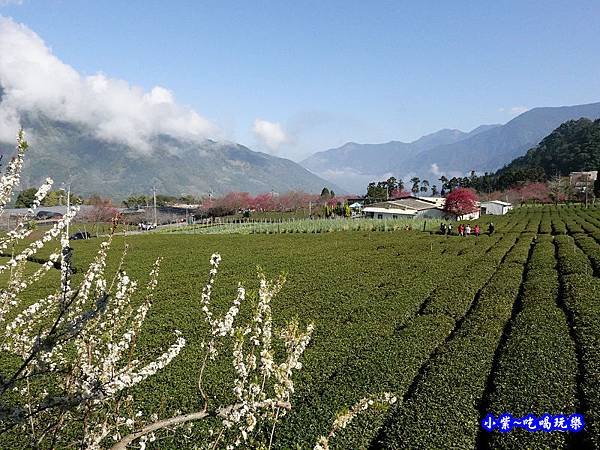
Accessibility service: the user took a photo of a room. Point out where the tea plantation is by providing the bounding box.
[3,205,600,449]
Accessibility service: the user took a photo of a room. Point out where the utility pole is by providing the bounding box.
[585,173,590,209]
[67,184,70,236]
[152,186,157,226]
[60,183,71,237]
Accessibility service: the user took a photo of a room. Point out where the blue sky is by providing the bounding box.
[1,0,599,160]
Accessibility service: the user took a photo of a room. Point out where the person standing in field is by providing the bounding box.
[488,222,495,235]
[474,224,481,237]
[458,223,464,237]
[465,224,471,236]
[447,223,453,235]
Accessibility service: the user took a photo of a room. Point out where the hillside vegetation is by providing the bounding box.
[498,118,600,179]
[438,118,600,194]
[0,111,336,198]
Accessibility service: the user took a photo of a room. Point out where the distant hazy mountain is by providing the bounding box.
[402,101,600,178]
[0,112,338,199]
[303,101,600,194]
[301,125,500,193]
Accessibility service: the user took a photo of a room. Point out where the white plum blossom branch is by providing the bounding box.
[0,130,184,449]
[0,129,346,450]
[314,392,398,450]
[113,254,315,450]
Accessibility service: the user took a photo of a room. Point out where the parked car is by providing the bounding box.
[36,211,63,220]
[138,222,157,231]
[69,231,91,240]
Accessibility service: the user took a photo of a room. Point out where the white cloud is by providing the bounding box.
[510,106,529,115]
[0,16,219,149]
[430,163,442,176]
[499,106,529,116]
[252,118,288,152]
[0,1,24,6]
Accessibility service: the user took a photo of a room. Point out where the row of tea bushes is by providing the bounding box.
[275,234,507,449]
[524,212,542,234]
[572,233,600,274]
[377,235,533,449]
[423,234,519,319]
[276,314,456,449]
[539,212,552,234]
[556,235,600,448]
[487,236,577,449]
[321,234,517,449]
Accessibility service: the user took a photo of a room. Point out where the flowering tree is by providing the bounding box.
[203,191,326,215]
[314,392,398,450]
[0,130,400,449]
[252,192,276,211]
[0,131,185,448]
[81,196,121,229]
[0,130,317,449]
[113,256,314,449]
[443,187,479,216]
[513,182,550,203]
[481,182,551,204]
[548,176,572,204]
[390,188,411,199]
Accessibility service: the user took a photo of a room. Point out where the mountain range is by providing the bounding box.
[497,117,600,179]
[301,102,600,194]
[3,89,600,201]
[0,110,338,199]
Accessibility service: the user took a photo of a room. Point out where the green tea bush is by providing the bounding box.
[555,235,594,276]
[539,213,552,234]
[557,238,600,447]
[573,234,600,274]
[488,236,577,449]
[423,234,517,319]
[378,236,532,449]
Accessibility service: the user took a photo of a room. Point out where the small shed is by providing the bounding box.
[480,200,512,216]
[362,205,417,219]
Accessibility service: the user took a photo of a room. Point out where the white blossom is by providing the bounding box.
[314,392,398,449]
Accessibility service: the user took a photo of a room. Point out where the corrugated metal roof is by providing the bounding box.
[366,197,439,212]
[393,198,438,211]
[362,207,417,215]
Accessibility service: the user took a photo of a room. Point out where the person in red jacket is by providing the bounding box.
[474,224,481,237]
[458,223,464,237]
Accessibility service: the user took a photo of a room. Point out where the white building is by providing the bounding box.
[570,171,598,192]
[418,196,446,208]
[452,210,481,221]
[363,197,480,221]
[480,200,513,216]
[361,207,411,219]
